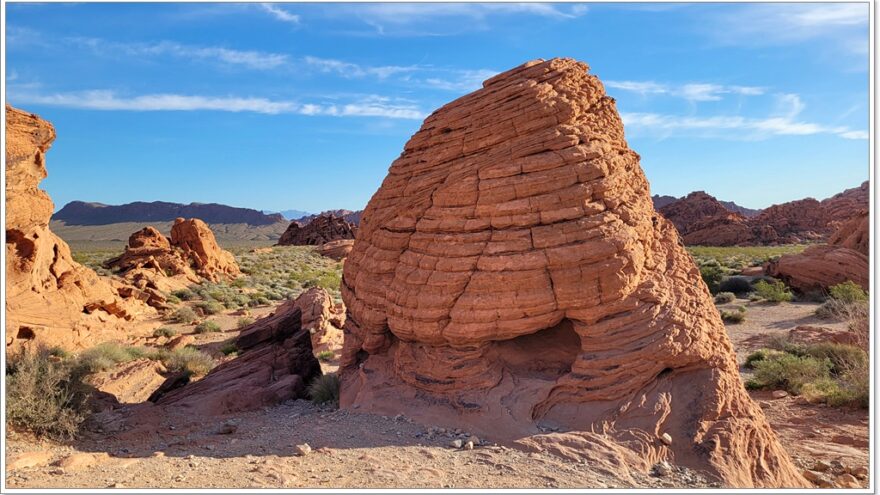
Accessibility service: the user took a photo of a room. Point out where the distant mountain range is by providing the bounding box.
[55,201,286,226]
[651,195,760,218]
[274,209,313,221]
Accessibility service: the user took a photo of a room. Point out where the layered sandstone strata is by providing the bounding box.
[767,210,869,291]
[277,213,357,246]
[318,239,355,261]
[292,287,344,354]
[337,59,805,487]
[153,302,321,415]
[658,192,754,245]
[5,105,154,351]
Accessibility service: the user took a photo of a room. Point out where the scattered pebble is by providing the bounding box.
[295,444,312,456]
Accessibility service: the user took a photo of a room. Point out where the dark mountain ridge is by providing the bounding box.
[54,201,286,226]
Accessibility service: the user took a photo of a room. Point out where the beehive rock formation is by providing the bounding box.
[767,210,868,291]
[5,105,154,351]
[277,213,357,246]
[105,219,240,299]
[338,59,805,487]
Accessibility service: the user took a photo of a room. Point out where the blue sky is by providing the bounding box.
[5,2,870,213]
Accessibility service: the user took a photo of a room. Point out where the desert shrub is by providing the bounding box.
[164,294,181,306]
[48,346,71,359]
[195,300,224,315]
[700,265,724,294]
[714,292,736,304]
[308,373,340,407]
[753,280,793,303]
[171,289,195,301]
[248,296,271,307]
[171,307,198,324]
[829,281,868,304]
[231,278,249,288]
[746,353,832,394]
[316,350,334,362]
[162,347,214,376]
[237,317,255,328]
[797,289,828,303]
[195,321,222,334]
[220,342,239,356]
[718,276,752,295]
[76,343,144,373]
[801,343,867,375]
[720,308,746,324]
[153,327,177,338]
[6,347,90,440]
[744,349,783,369]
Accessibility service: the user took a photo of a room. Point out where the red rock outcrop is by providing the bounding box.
[292,287,344,354]
[105,219,240,300]
[5,105,154,351]
[750,198,830,244]
[317,239,355,261]
[766,210,868,291]
[338,59,804,487]
[821,181,869,226]
[658,192,755,246]
[153,302,321,415]
[277,213,357,246]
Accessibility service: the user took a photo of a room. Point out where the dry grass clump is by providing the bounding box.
[714,292,736,304]
[308,373,340,407]
[6,347,91,440]
[195,320,222,334]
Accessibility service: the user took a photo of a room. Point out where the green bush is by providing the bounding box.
[801,343,867,375]
[714,292,736,304]
[220,342,239,356]
[195,300,224,315]
[162,347,214,376]
[744,349,783,369]
[153,327,177,338]
[829,281,868,304]
[749,353,832,394]
[308,373,340,406]
[76,343,144,373]
[316,350,334,362]
[237,317,255,329]
[171,307,198,324]
[171,289,195,301]
[721,308,746,324]
[6,347,90,440]
[165,294,181,306]
[195,321,222,334]
[753,280,793,303]
[717,276,752,294]
[700,265,724,294]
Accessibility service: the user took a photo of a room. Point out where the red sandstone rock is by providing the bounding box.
[318,239,355,261]
[658,192,754,246]
[5,105,155,351]
[277,213,357,246]
[767,210,868,291]
[750,198,831,244]
[788,326,861,347]
[292,287,344,354]
[337,58,805,488]
[87,359,168,404]
[105,219,240,301]
[153,302,321,415]
[821,181,869,226]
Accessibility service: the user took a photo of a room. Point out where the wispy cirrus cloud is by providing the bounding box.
[259,3,301,24]
[605,80,766,102]
[303,56,418,79]
[9,89,425,119]
[621,93,867,141]
[704,3,868,54]
[67,36,289,70]
[422,69,499,92]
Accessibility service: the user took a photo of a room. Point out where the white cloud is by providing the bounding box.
[605,80,766,102]
[423,69,499,92]
[70,37,289,70]
[303,56,417,79]
[10,90,425,119]
[706,4,868,53]
[621,91,865,140]
[259,3,301,24]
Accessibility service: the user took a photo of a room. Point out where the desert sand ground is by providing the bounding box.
[6,294,868,489]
